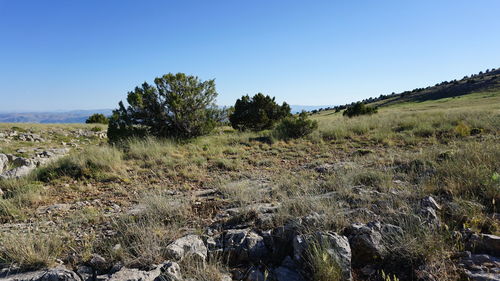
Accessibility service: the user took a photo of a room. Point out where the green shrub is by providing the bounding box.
[229,93,291,131]
[274,111,318,139]
[86,113,109,124]
[343,102,378,118]
[108,73,220,142]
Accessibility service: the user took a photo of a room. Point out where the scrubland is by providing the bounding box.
[0,90,498,280]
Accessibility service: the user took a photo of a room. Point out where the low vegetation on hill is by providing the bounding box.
[0,70,499,281]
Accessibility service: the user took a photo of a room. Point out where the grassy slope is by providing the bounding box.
[0,89,498,280]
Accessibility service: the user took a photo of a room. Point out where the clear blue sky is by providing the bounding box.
[1,0,499,112]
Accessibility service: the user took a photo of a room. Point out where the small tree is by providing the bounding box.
[108,73,219,142]
[86,113,109,124]
[274,111,318,139]
[229,93,291,131]
[343,102,378,118]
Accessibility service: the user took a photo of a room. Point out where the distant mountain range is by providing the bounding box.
[0,105,333,124]
[0,109,113,124]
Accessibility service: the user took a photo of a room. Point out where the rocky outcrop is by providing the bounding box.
[0,267,81,281]
[456,251,500,281]
[0,148,69,180]
[293,231,352,281]
[165,234,208,264]
[466,233,500,256]
[344,221,402,267]
[221,229,269,265]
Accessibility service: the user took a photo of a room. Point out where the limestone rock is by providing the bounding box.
[108,267,158,281]
[156,261,182,281]
[293,231,352,281]
[223,229,269,265]
[0,153,8,173]
[0,165,34,179]
[166,234,208,263]
[421,196,441,210]
[0,267,82,281]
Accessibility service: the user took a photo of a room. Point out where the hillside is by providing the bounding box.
[312,68,500,114]
[0,88,499,281]
[375,68,500,107]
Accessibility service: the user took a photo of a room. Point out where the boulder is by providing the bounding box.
[274,256,305,281]
[222,229,269,265]
[0,165,35,179]
[293,231,352,281]
[166,234,208,263]
[345,222,386,266]
[467,233,500,256]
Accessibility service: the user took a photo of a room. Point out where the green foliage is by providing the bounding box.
[108,73,220,142]
[85,113,109,124]
[274,111,318,139]
[343,102,378,118]
[229,93,291,131]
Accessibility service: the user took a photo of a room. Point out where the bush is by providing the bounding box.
[343,102,378,118]
[86,113,109,124]
[229,93,291,131]
[274,111,318,139]
[108,73,220,142]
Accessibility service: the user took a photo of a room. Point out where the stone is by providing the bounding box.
[274,258,305,281]
[223,229,269,265]
[0,267,82,281]
[166,234,208,264]
[156,261,182,281]
[314,163,334,173]
[345,222,387,266]
[293,231,352,281]
[76,266,94,281]
[108,266,161,281]
[36,204,72,214]
[476,234,500,256]
[419,206,441,226]
[245,268,265,281]
[12,157,34,167]
[0,153,8,173]
[90,254,108,273]
[459,253,500,281]
[0,165,34,179]
[421,196,441,210]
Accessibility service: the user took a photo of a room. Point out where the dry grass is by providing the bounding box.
[104,190,195,267]
[0,232,67,270]
[0,90,497,277]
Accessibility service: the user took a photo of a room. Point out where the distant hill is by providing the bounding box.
[290,105,336,113]
[0,105,336,123]
[315,67,500,113]
[0,109,113,124]
[373,67,500,107]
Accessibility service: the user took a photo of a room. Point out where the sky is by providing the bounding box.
[0,0,499,112]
